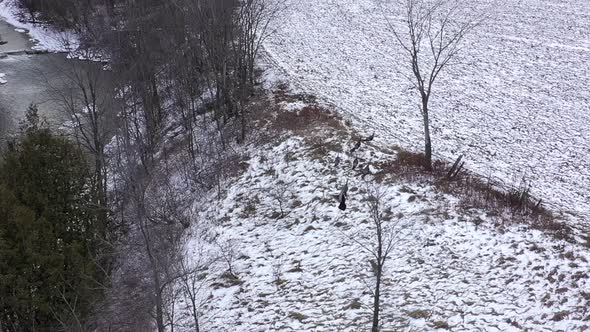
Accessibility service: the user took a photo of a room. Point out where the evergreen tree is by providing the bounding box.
[0,106,106,331]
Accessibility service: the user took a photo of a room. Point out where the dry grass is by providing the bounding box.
[273,105,347,135]
[435,171,571,242]
[251,81,573,244]
[374,148,445,183]
[373,148,572,242]
[305,137,343,161]
[274,82,317,105]
[248,83,348,149]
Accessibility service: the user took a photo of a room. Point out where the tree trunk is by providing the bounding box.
[154,279,165,332]
[372,266,382,332]
[373,218,383,332]
[192,301,200,332]
[421,98,432,171]
[240,102,246,143]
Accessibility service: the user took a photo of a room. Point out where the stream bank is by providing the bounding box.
[0,15,113,146]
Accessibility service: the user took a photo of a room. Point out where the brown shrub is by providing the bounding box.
[274,82,317,105]
[373,149,445,183]
[273,105,346,135]
[305,138,343,161]
[373,147,570,242]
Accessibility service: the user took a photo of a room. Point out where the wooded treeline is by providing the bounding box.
[2,0,280,331]
[0,107,109,332]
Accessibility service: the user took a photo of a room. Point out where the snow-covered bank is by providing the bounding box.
[262,0,590,223]
[173,88,590,331]
[0,0,78,52]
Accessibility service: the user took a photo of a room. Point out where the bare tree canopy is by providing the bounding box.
[379,0,483,169]
[343,186,414,332]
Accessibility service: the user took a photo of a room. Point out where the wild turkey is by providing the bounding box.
[363,132,375,142]
[334,155,341,167]
[358,164,371,179]
[349,139,361,153]
[338,193,346,211]
[338,180,348,211]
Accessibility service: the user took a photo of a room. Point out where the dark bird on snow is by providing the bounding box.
[349,139,362,153]
[363,132,375,142]
[352,157,359,170]
[338,180,348,211]
[338,193,346,211]
[334,155,341,167]
[358,164,371,179]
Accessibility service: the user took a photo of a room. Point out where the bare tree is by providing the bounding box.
[47,59,116,227]
[234,0,285,141]
[269,178,294,219]
[106,82,193,332]
[179,244,217,332]
[346,188,410,332]
[26,0,284,329]
[271,256,286,288]
[216,236,239,278]
[380,0,481,169]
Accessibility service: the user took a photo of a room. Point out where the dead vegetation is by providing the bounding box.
[273,104,347,135]
[246,83,348,154]
[265,81,574,244]
[269,82,348,135]
[374,148,572,242]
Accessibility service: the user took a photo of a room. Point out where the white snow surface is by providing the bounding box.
[0,0,79,52]
[165,63,590,329]
[262,0,590,222]
[176,104,590,331]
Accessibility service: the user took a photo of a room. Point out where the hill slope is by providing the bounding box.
[175,83,590,332]
[262,0,590,222]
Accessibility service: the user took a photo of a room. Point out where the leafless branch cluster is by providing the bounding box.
[28,0,284,329]
[379,0,483,169]
[344,186,413,332]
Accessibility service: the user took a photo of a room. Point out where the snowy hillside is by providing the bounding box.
[173,84,590,332]
[3,0,589,330]
[262,0,590,223]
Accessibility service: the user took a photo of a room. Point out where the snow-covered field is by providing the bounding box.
[175,95,590,331]
[262,0,590,223]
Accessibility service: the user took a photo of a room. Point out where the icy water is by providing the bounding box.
[0,54,84,137]
[0,18,31,53]
[0,19,113,146]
